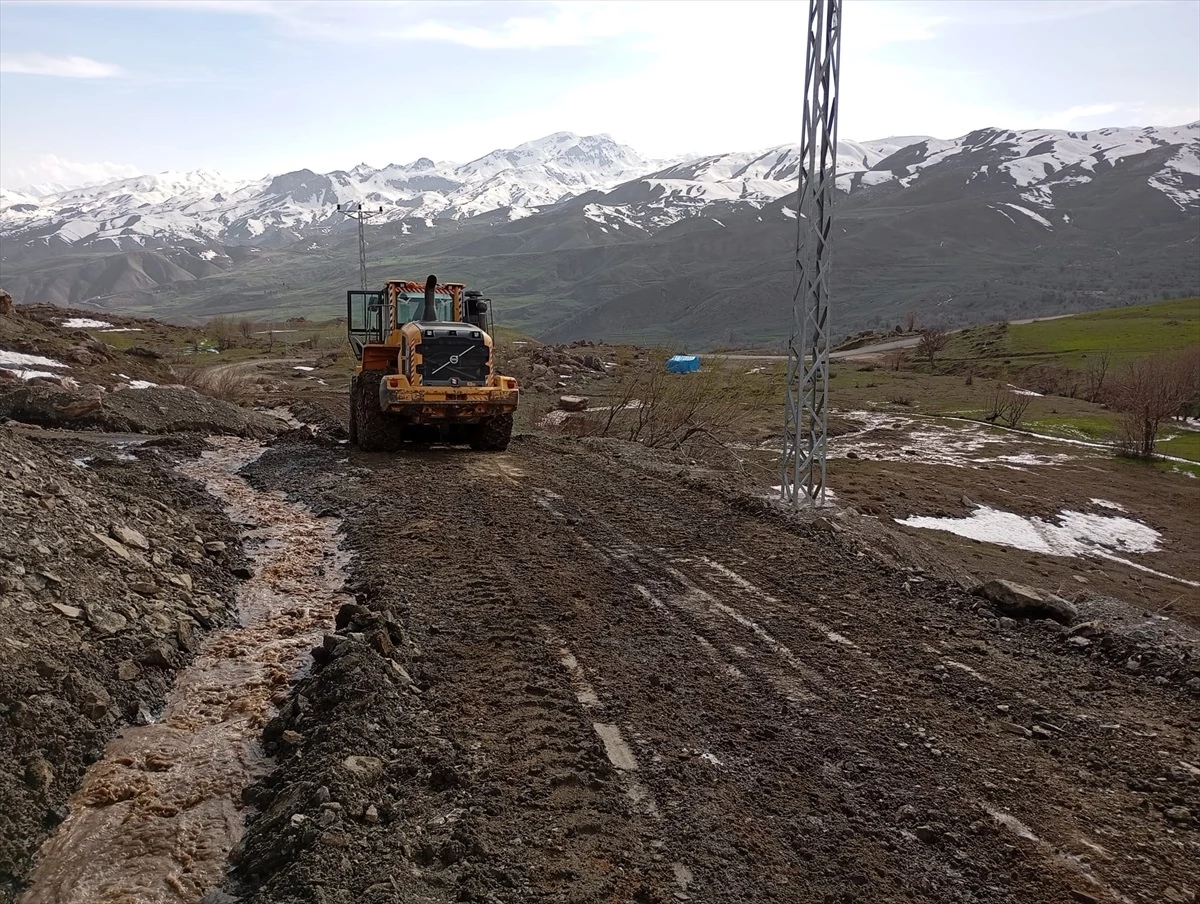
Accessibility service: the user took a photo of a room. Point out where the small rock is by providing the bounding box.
[135,702,154,725]
[977,579,1077,624]
[199,892,241,904]
[84,602,127,636]
[25,757,54,790]
[117,660,141,681]
[1068,620,1105,638]
[111,524,150,551]
[1164,806,1191,823]
[914,825,940,843]
[364,804,380,825]
[291,813,306,826]
[231,566,253,580]
[999,721,1032,738]
[51,602,83,619]
[140,642,176,669]
[1067,636,1092,647]
[91,532,131,561]
[342,755,384,784]
[1031,726,1053,741]
[281,730,303,745]
[558,395,589,412]
[176,618,198,653]
[204,541,227,554]
[129,581,158,596]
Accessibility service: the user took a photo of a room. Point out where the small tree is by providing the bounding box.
[884,348,908,372]
[1110,348,1199,458]
[916,327,949,368]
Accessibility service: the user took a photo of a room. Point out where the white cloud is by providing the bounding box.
[0,53,123,78]
[0,155,142,192]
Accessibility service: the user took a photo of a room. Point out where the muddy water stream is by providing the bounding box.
[20,437,350,904]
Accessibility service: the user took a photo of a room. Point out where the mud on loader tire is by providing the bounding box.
[353,370,403,452]
[470,412,514,452]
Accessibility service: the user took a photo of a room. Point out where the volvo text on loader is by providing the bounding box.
[346,275,519,452]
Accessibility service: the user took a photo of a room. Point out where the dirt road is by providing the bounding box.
[226,432,1198,904]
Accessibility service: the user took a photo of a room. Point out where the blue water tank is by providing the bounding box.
[666,355,701,373]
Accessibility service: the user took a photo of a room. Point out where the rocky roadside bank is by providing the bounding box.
[0,427,256,902]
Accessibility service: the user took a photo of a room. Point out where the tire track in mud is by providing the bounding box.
[514,443,1199,904]
[235,437,1198,904]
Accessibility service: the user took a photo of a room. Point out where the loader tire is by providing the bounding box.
[470,412,513,451]
[348,376,360,445]
[356,370,402,452]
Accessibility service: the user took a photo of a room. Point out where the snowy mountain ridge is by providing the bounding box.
[2,123,1197,264]
[0,133,674,256]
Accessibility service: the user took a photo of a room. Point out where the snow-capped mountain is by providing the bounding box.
[0,133,672,258]
[2,123,1196,335]
[575,123,1199,235]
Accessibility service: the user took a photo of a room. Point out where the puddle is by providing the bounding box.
[20,437,350,904]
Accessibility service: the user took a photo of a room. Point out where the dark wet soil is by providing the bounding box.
[224,433,1199,904]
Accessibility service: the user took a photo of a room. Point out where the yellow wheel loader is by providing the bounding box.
[346,275,519,452]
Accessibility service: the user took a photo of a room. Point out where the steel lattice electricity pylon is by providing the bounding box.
[782,0,842,507]
[336,203,384,291]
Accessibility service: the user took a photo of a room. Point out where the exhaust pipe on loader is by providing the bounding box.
[421,274,439,322]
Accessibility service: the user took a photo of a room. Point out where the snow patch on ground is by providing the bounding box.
[0,350,69,369]
[293,365,315,371]
[1,368,63,382]
[1001,203,1053,229]
[99,328,143,333]
[830,412,1083,469]
[900,505,1161,558]
[61,318,112,329]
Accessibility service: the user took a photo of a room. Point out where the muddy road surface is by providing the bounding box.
[225,433,1197,904]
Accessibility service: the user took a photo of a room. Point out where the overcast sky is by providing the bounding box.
[1,0,1197,189]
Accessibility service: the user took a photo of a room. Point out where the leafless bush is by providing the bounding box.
[172,365,255,405]
[1084,348,1112,403]
[887,394,914,407]
[571,353,751,458]
[238,318,257,339]
[985,384,1033,428]
[916,327,949,367]
[206,316,240,351]
[1110,348,1200,458]
[884,348,908,372]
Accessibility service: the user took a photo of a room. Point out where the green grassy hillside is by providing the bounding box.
[947,297,1200,369]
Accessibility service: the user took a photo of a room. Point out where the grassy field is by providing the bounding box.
[945,297,1200,370]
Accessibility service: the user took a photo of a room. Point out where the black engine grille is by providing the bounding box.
[419,336,489,385]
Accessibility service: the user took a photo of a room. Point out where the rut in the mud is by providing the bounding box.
[20,438,349,904]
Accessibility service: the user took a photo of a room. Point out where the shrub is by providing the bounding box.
[171,364,256,405]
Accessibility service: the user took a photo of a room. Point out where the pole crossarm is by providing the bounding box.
[782,0,841,508]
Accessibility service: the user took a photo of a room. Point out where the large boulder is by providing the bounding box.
[977,579,1078,624]
[0,287,12,316]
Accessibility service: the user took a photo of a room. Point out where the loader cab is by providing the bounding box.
[346,289,385,359]
[346,279,493,361]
